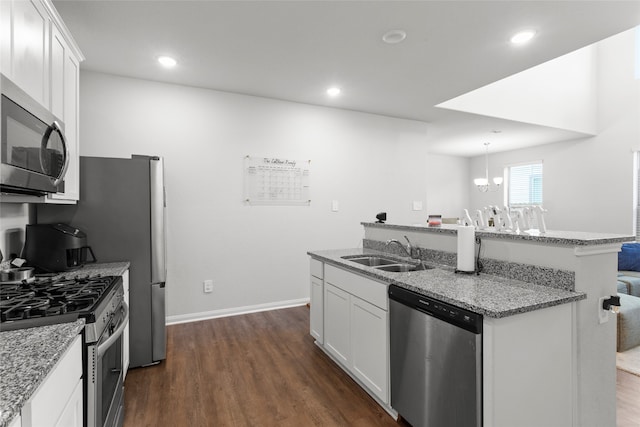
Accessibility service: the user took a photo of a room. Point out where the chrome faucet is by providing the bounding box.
[386,235,420,260]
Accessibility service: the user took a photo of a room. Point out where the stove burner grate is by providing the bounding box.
[0,275,119,329]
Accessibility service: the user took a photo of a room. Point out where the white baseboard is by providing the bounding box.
[166,298,310,325]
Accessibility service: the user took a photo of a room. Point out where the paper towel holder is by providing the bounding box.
[455,235,481,275]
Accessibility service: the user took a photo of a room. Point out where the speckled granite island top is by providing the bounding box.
[308,248,586,318]
[0,320,85,427]
[362,222,635,246]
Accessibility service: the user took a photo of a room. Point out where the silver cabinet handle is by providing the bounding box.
[97,301,129,358]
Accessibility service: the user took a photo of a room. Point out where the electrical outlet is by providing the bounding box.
[412,201,423,211]
[331,200,339,212]
[598,296,608,324]
[203,279,214,293]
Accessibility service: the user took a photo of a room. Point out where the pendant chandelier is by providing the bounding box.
[474,142,503,192]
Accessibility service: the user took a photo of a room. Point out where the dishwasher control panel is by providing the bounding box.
[389,284,482,334]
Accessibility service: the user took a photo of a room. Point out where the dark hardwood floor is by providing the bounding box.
[123,306,399,427]
[123,305,640,427]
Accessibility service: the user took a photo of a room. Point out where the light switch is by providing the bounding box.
[332,200,339,212]
[412,201,423,211]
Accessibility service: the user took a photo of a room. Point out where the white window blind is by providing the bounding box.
[508,162,543,208]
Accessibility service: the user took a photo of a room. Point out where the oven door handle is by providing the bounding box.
[97,301,129,358]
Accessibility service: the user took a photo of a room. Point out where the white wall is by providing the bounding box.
[78,71,468,319]
[439,44,598,135]
[468,28,640,235]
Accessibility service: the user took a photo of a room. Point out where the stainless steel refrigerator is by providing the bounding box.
[36,155,167,368]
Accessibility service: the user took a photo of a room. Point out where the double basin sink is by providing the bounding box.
[341,255,432,273]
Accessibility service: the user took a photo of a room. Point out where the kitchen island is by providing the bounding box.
[310,247,585,318]
[310,223,633,427]
[0,262,130,427]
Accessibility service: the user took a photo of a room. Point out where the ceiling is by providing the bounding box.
[52,0,640,157]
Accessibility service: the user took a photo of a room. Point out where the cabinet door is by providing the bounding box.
[8,415,21,427]
[324,283,350,365]
[22,335,82,427]
[49,22,65,119]
[11,0,49,107]
[310,275,324,344]
[53,379,82,427]
[47,43,79,202]
[351,296,389,403]
[0,1,11,76]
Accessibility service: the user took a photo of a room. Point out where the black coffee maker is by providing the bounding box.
[23,223,96,273]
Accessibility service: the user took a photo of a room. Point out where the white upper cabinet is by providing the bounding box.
[0,0,84,203]
[7,0,50,108]
[47,21,80,202]
[50,23,65,119]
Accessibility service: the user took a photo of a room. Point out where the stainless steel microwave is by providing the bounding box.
[1,74,69,196]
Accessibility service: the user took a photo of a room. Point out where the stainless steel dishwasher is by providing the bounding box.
[389,284,483,427]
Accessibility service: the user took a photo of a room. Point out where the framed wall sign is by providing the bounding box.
[243,156,310,206]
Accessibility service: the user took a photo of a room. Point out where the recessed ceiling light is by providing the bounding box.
[510,30,536,45]
[158,56,177,67]
[382,29,407,44]
[327,87,341,97]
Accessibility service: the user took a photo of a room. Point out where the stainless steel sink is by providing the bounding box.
[375,263,433,273]
[341,255,433,273]
[342,256,399,267]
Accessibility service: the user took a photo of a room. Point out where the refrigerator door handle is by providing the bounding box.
[151,283,166,361]
[150,157,167,284]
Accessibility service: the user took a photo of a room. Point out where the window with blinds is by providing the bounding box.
[507,162,543,208]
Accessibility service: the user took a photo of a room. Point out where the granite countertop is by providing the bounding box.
[0,320,85,427]
[362,222,635,246]
[50,261,130,279]
[0,262,130,427]
[308,248,586,318]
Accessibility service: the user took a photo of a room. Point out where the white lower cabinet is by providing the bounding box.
[8,415,21,427]
[351,296,388,401]
[324,283,351,365]
[53,379,83,427]
[21,334,83,427]
[309,259,324,344]
[318,262,389,405]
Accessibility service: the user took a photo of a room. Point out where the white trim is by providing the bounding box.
[571,301,579,427]
[165,298,310,325]
[573,243,622,257]
[41,0,85,61]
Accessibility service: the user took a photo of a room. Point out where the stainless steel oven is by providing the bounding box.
[0,73,69,195]
[0,274,128,427]
[85,280,129,427]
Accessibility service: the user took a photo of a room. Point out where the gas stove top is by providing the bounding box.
[0,275,122,332]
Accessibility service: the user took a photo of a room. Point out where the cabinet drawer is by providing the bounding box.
[310,258,323,279]
[325,264,388,310]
